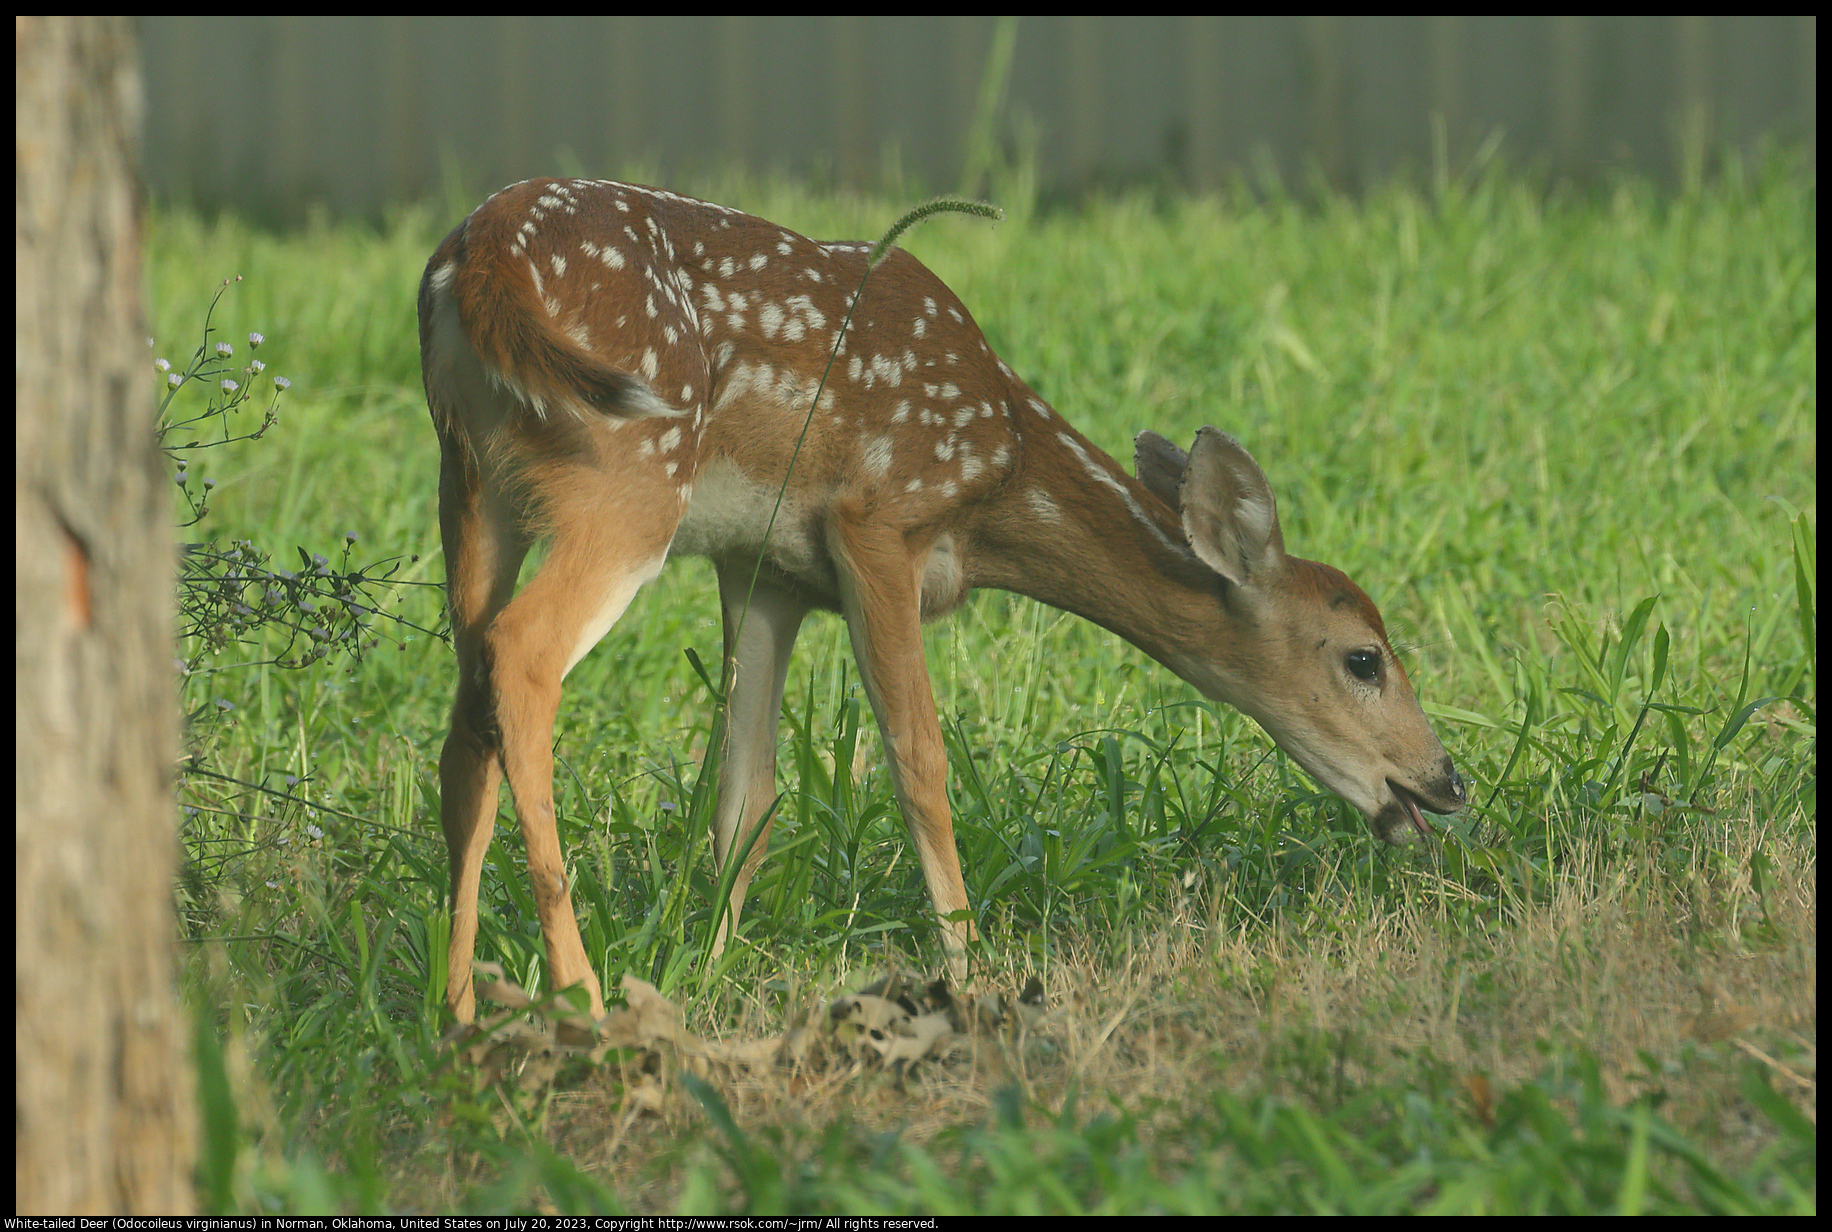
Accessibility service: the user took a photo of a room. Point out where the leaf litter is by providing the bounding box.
[443,962,1053,1115]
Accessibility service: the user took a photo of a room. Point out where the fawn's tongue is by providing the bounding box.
[1395,783,1432,838]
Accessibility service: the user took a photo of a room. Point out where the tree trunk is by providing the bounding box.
[16,15,195,1214]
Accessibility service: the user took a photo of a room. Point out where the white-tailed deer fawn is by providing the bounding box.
[419,178,1464,1023]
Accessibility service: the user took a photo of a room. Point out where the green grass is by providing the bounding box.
[153,152,1814,1214]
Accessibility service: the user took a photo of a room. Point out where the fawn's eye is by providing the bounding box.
[1345,648,1381,683]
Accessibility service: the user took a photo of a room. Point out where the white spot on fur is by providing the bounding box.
[869,354,903,387]
[785,295,826,332]
[1057,433,1182,554]
[1027,488,1062,522]
[863,435,894,480]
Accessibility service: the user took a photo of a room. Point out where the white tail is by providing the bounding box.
[419,178,1464,1023]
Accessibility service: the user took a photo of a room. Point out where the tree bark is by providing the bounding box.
[16,15,194,1214]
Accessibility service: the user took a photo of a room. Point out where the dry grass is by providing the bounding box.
[441,813,1816,1212]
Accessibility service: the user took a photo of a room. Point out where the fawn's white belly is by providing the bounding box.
[670,455,836,593]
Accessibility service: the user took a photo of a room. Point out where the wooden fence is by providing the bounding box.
[139,15,1815,220]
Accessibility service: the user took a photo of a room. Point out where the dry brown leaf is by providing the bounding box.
[623,974,699,1050]
[625,1073,668,1115]
[472,960,536,1010]
[702,1035,787,1070]
[590,1007,649,1052]
[866,1008,957,1066]
[1464,1072,1495,1127]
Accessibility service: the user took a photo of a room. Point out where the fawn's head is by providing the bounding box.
[1136,427,1465,840]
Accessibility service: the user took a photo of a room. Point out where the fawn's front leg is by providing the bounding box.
[827,506,974,979]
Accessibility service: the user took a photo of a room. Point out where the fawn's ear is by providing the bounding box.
[1177,427,1285,589]
[1133,429,1187,510]
[1136,427,1286,590]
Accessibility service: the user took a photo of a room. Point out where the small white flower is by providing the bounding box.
[215,341,234,358]
[154,357,171,373]
[274,376,292,391]
[167,373,184,388]
[220,378,239,394]
[249,332,265,349]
